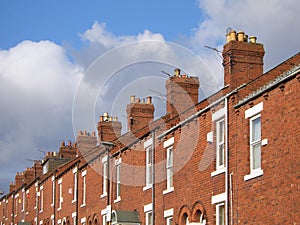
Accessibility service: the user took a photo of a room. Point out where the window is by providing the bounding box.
[244,102,264,181]
[58,178,63,210]
[216,203,225,225]
[250,114,261,171]
[216,118,225,169]
[166,217,173,225]
[145,211,153,225]
[164,208,174,224]
[40,186,44,212]
[73,168,77,202]
[22,189,25,212]
[51,176,55,206]
[116,164,121,199]
[116,162,121,201]
[102,156,108,197]
[102,215,106,225]
[72,212,77,225]
[146,146,153,186]
[81,170,87,207]
[166,146,173,190]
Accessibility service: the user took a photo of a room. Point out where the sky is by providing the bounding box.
[0,0,299,194]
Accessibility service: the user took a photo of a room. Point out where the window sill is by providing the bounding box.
[51,203,54,207]
[114,197,121,203]
[143,185,152,191]
[57,208,61,211]
[244,169,263,181]
[72,199,77,204]
[211,167,225,177]
[80,203,86,208]
[100,193,107,198]
[39,210,43,213]
[163,187,174,195]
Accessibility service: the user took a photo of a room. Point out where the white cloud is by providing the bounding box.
[81,21,165,48]
[193,0,300,71]
[0,40,82,192]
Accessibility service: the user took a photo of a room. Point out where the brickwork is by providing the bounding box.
[1,29,299,225]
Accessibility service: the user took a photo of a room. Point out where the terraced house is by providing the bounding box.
[1,29,299,225]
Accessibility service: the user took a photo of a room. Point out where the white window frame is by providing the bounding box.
[21,189,25,212]
[166,217,173,225]
[250,114,261,171]
[244,113,264,181]
[163,137,174,194]
[166,146,173,190]
[146,146,153,187]
[145,211,152,225]
[51,176,55,207]
[114,158,121,203]
[216,203,225,225]
[216,118,225,170]
[81,170,86,207]
[58,178,63,210]
[164,208,174,225]
[143,138,153,191]
[72,167,77,203]
[39,186,44,213]
[101,156,108,198]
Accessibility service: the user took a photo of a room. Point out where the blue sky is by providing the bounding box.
[0,0,202,49]
[0,0,299,194]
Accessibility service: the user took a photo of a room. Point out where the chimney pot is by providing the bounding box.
[103,112,109,121]
[174,68,181,77]
[130,95,135,103]
[249,36,257,43]
[229,30,237,41]
[237,31,245,42]
[100,116,104,122]
[136,98,140,103]
[114,117,118,122]
[146,96,152,104]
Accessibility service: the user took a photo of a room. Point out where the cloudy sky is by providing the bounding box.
[0,0,299,193]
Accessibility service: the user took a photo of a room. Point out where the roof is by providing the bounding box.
[111,210,140,224]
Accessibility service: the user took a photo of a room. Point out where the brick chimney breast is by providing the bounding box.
[166,68,199,118]
[126,96,155,132]
[97,114,122,142]
[223,30,265,89]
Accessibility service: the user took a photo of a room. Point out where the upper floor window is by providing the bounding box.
[250,114,261,171]
[163,137,174,194]
[166,146,173,190]
[115,158,121,202]
[216,118,225,169]
[101,156,108,197]
[73,167,77,202]
[39,186,44,212]
[81,170,87,207]
[244,102,264,181]
[146,146,153,186]
[58,178,63,210]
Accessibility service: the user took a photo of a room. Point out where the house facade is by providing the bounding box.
[1,29,299,225]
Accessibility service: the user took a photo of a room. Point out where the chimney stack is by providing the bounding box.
[97,113,122,142]
[76,130,98,157]
[126,96,154,132]
[166,68,199,118]
[223,29,265,89]
[15,172,24,189]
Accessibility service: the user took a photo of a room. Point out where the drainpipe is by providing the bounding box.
[75,163,79,225]
[225,97,229,225]
[151,130,155,225]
